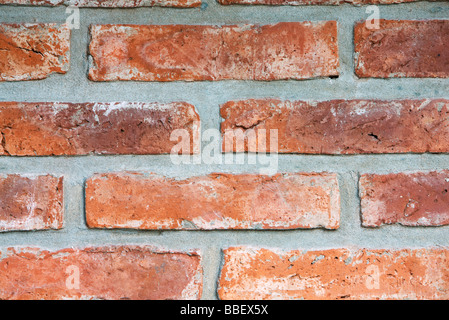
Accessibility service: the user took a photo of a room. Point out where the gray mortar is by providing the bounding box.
[0,1,448,299]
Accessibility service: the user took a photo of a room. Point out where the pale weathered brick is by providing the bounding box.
[86,172,340,230]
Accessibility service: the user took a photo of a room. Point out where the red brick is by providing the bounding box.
[0,23,70,81]
[0,246,202,299]
[86,172,340,230]
[0,102,199,156]
[217,0,438,4]
[218,246,449,300]
[0,175,63,231]
[355,20,449,78]
[360,171,449,227]
[88,22,339,81]
[0,0,201,7]
[220,99,449,154]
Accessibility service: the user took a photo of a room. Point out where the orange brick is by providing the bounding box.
[0,23,70,81]
[220,99,449,154]
[0,246,202,300]
[86,172,340,230]
[355,20,449,78]
[0,175,63,231]
[0,102,199,156]
[218,246,449,300]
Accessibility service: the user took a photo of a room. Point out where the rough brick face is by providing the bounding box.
[0,23,70,81]
[2,0,448,303]
[355,20,449,78]
[0,102,199,156]
[0,0,439,4]
[0,0,201,7]
[220,99,449,154]
[218,246,449,300]
[0,246,202,300]
[86,172,340,230]
[0,175,63,231]
[88,22,339,81]
[360,171,449,227]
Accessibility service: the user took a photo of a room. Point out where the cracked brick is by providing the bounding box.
[85,172,340,230]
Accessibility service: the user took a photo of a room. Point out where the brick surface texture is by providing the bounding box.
[221,99,449,154]
[0,246,202,299]
[88,22,339,81]
[355,20,449,78]
[218,246,449,300]
[0,175,63,231]
[0,102,199,156]
[0,0,448,302]
[0,23,70,81]
[86,172,340,230]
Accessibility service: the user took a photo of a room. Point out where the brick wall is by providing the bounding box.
[0,0,448,300]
